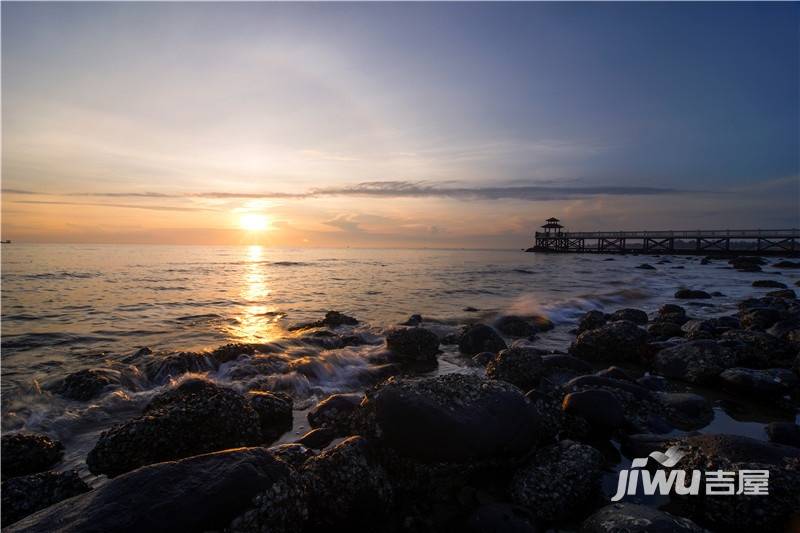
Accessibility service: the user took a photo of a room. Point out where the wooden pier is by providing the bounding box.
[528,219,799,255]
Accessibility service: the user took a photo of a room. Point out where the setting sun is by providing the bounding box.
[239,213,269,232]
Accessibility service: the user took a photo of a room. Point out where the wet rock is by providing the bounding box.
[1,433,63,480]
[266,443,316,468]
[142,351,216,383]
[472,351,495,367]
[730,256,765,272]
[458,324,508,355]
[720,329,796,367]
[538,354,593,387]
[47,368,119,401]
[302,436,392,529]
[495,315,538,337]
[595,366,633,381]
[486,347,546,391]
[665,434,800,532]
[296,428,336,450]
[654,304,688,325]
[580,503,705,533]
[569,320,649,362]
[1,470,90,527]
[385,327,440,365]
[739,306,782,330]
[400,314,423,326]
[658,392,713,431]
[211,343,257,364]
[8,448,304,533]
[609,308,648,325]
[766,288,796,299]
[464,503,537,533]
[577,310,608,334]
[766,422,800,448]
[648,321,685,340]
[637,374,671,391]
[247,391,293,443]
[87,379,264,477]
[562,390,625,433]
[753,279,788,288]
[653,340,737,384]
[773,260,800,269]
[636,263,656,270]
[357,374,545,463]
[308,393,363,435]
[289,310,359,331]
[510,440,604,522]
[674,289,711,299]
[718,367,799,396]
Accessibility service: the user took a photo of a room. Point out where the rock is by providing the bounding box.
[308,393,363,435]
[648,321,685,340]
[357,374,545,463]
[211,343,257,364]
[247,391,293,443]
[766,422,800,448]
[595,366,633,381]
[510,440,604,522]
[486,347,546,391]
[1,433,63,480]
[562,390,626,433]
[773,260,800,268]
[464,503,537,533]
[1,470,90,527]
[653,340,737,384]
[538,354,594,387]
[718,367,799,396]
[580,503,705,533]
[577,310,608,333]
[400,314,423,326]
[636,263,656,270]
[609,308,648,325]
[637,374,671,391]
[8,448,304,533]
[495,315,538,337]
[302,436,392,529]
[674,289,711,299]
[47,368,119,401]
[739,306,782,330]
[266,443,316,468]
[385,327,440,365]
[655,304,688,325]
[289,310,359,331]
[569,320,649,362]
[766,289,796,299]
[753,280,788,288]
[658,392,713,431]
[720,329,796,367]
[87,379,264,477]
[472,351,495,367]
[296,428,336,450]
[458,324,508,355]
[142,351,216,383]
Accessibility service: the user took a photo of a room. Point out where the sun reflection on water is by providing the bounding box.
[226,245,282,343]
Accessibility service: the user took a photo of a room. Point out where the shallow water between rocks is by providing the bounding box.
[2,244,798,507]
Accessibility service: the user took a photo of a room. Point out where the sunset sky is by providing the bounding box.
[2,2,798,248]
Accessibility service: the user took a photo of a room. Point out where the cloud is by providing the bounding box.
[11,200,217,212]
[4,180,688,203]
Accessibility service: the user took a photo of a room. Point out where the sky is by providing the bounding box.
[2,2,798,248]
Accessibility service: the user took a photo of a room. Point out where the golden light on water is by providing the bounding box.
[226,245,282,343]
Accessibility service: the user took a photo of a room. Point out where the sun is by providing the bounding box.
[239,213,269,231]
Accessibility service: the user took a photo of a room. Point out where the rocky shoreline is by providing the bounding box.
[3,256,800,532]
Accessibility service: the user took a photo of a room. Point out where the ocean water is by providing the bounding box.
[2,244,799,481]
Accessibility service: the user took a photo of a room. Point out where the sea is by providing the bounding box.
[2,244,799,488]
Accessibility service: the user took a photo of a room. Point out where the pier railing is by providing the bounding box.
[534,229,800,239]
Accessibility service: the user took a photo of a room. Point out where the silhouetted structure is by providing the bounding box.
[529,218,799,255]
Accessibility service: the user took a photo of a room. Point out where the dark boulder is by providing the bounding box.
[266,443,316,468]
[654,304,688,325]
[486,347,546,391]
[580,503,705,533]
[657,392,713,431]
[47,368,119,401]
[1,470,90,527]
[773,260,800,269]
[569,320,649,362]
[495,315,538,337]
[472,351,495,367]
[753,280,788,289]
[385,327,440,365]
[400,314,423,326]
[295,428,336,450]
[307,393,363,435]
[609,308,648,325]
[577,310,608,333]
[648,321,685,341]
[247,391,293,443]
[766,422,800,448]
[288,310,358,331]
[562,389,625,433]
[458,324,507,355]
[87,379,264,477]
[211,343,257,364]
[302,436,392,529]
[766,289,796,299]
[510,440,604,522]
[674,289,711,299]
[636,263,656,270]
[142,351,216,383]
[653,340,737,384]
[1,433,63,480]
[464,503,537,533]
[718,367,799,397]
[356,374,545,463]
[7,448,305,533]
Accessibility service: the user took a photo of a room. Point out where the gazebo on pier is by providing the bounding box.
[541,217,564,235]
